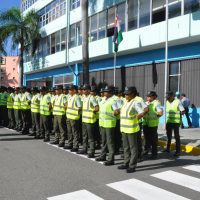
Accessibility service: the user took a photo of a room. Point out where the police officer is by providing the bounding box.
[143,91,163,159]
[51,85,67,147]
[163,91,185,157]
[30,87,40,138]
[7,87,15,129]
[77,84,99,158]
[64,85,82,152]
[21,87,32,135]
[13,87,22,131]
[95,85,117,166]
[116,87,144,173]
[0,86,9,126]
[39,86,52,142]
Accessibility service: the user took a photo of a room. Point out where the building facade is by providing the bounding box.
[22,0,200,127]
[0,56,19,87]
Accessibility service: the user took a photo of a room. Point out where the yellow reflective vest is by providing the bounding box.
[40,94,51,116]
[31,94,40,113]
[53,94,66,116]
[13,94,21,110]
[7,93,14,109]
[120,98,140,134]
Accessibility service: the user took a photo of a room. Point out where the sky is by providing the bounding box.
[0,0,20,11]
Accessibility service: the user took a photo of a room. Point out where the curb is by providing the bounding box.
[158,139,200,155]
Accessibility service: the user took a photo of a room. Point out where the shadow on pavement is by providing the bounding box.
[0,133,21,137]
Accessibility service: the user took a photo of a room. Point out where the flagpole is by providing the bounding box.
[164,0,169,129]
[114,52,116,87]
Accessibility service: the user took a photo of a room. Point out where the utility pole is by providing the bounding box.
[81,0,89,84]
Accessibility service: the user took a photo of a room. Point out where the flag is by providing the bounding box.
[113,15,123,53]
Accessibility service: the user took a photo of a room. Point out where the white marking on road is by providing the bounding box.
[46,143,103,164]
[152,170,200,192]
[183,165,200,173]
[47,190,104,200]
[107,179,190,200]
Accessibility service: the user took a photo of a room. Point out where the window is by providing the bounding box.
[168,0,182,19]
[55,31,61,52]
[117,3,126,32]
[152,0,166,24]
[139,0,151,28]
[184,0,200,14]
[107,6,116,37]
[51,33,56,54]
[128,0,138,30]
[90,14,98,42]
[169,62,181,93]
[98,10,106,39]
[61,28,66,51]
[69,24,76,48]
[71,0,80,10]
[76,22,82,46]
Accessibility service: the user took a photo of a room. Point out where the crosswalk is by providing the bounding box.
[47,164,200,200]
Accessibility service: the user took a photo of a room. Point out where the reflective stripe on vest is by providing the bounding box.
[120,99,140,134]
[66,95,80,120]
[82,95,96,124]
[53,94,65,116]
[31,94,40,113]
[166,99,181,123]
[99,97,116,128]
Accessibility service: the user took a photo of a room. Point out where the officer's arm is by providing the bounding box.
[179,101,185,115]
[135,103,144,119]
[156,104,163,117]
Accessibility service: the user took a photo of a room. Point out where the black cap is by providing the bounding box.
[68,84,78,90]
[40,86,47,91]
[31,87,39,92]
[103,85,114,93]
[124,86,137,95]
[55,85,63,90]
[100,88,104,93]
[78,85,83,90]
[91,86,97,92]
[147,91,157,97]
[63,85,69,90]
[166,91,175,97]
[82,84,91,90]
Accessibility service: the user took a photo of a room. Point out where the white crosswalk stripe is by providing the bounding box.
[107,178,190,200]
[47,190,104,200]
[183,164,200,173]
[151,170,200,192]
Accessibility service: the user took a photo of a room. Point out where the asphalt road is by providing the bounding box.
[0,127,200,200]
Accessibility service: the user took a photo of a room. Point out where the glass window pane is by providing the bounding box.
[76,22,82,46]
[117,3,126,31]
[169,76,178,92]
[61,28,66,51]
[55,31,60,52]
[107,6,115,37]
[184,0,200,14]
[51,33,56,54]
[98,10,106,39]
[139,0,151,28]
[152,0,166,24]
[90,14,98,42]
[47,36,51,55]
[69,24,76,48]
[128,0,138,30]
[169,62,179,75]
[168,0,181,19]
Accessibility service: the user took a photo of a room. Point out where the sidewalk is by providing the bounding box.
[157,125,200,155]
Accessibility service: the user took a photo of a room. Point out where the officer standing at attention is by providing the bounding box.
[64,85,82,152]
[7,87,16,129]
[163,91,185,157]
[95,86,117,166]
[13,87,22,131]
[21,87,32,135]
[51,85,67,147]
[143,91,163,159]
[30,87,41,138]
[39,86,52,142]
[116,87,144,173]
[0,86,9,126]
[77,84,99,158]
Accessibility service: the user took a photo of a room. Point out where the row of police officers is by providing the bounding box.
[0,85,185,173]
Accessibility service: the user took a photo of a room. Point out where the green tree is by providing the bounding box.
[0,8,41,86]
